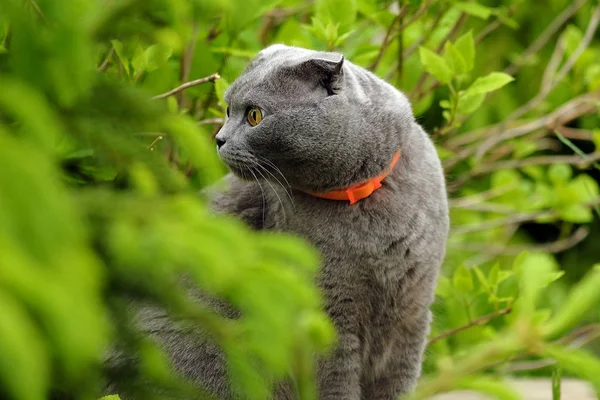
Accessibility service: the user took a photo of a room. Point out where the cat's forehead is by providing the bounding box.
[224,45,342,104]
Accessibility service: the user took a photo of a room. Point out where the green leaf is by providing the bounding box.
[593,129,600,151]
[214,78,230,109]
[514,252,559,319]
[454,2,493,20]
[453,265,474,292]
[315,0,357,34]
[562,25,583,57]
[543,265,600,338]
[472,266,490,293]
[435,276,453,298]
[548,163,572,184]
[131,45,147,78]
[99,396,121,400]
[542,345,600,393]
[466,72,514,95]
[456,376,522,400]
[489,264,500,287]
[111,39,130,76]
[444,42,468,74]
[145,44,172,72]
[559,204,593,223]
[457,92,485,114]
[454,30,475,71]
[419,47,453,84]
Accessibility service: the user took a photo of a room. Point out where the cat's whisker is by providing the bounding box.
[257,156,293,193]
[254,162,295,209]
[251,162,287,223]
[245,166,267,228]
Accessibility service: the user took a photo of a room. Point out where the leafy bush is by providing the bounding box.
[0,0,599,399]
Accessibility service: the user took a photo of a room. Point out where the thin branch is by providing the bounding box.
[97,48,114,72]
[386,9,444,81]
[506,4,600,122]
[504,0,588,76]
[410,13,468,100]
[475,4,519,44]
[198,118,224,126]
[541,36,566,94]
[452,226,590,255]
[488,324,600,373]
[451,211,554,235]
[470,151,600,177]
[178,24,200,106]
[369,4,409,71]
[554,126,594,141]
[428,308,512,345]
[449,183,520,209]
[450,202,516,214]
[153,73,220,100]
[470,91,600,163]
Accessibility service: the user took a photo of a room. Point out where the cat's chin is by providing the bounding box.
[228,165,257,182]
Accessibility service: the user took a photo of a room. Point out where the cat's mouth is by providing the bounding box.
[218,153,256,181]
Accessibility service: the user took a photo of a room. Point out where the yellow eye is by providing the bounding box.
[247,106,263,126]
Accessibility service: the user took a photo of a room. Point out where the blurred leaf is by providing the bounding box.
[548,164,572,184]
[453,265,474,292]
[454,30,475,72]
[454,2,493,20]
[542,345,600,393]
[444,41,468,74]
[419,46,453,84]
[111,39,130,76]
[456,376,522,400]
[466,72,515,95]
[543,265,600,338]
[315,0,357,34]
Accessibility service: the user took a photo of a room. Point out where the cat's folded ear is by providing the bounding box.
[287,56,345,95]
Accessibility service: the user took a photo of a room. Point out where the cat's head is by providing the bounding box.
[215,44,414,192]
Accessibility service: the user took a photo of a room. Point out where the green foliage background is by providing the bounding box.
[1,0,600,399]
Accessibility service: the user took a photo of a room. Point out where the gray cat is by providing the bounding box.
[110,44,449,400]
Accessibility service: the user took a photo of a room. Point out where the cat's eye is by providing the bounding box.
[247,106,263,126]
[226,106,230,117]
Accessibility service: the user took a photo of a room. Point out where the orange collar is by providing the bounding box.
[305,151,401,205]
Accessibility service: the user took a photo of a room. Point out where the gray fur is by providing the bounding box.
[114,44,449,400]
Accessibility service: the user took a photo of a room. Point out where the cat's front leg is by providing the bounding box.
[316,268,363,400]
[316,330,362,400]
[361,266,437,400]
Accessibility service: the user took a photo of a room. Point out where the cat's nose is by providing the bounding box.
[216,138,226,149]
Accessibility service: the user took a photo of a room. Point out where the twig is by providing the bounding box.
[97,48,114,72]
[369,4,409,71]
[148,135,164,150]
[505,0,588,76]
[469,151,600,177]
[554,126,594,141]
[178,24,200,106]
[153,73,220,100]
[198,118,224,126]
[506,4,600,123]
[475,4,519,44]
[428,308,512,345]
[451,210,554,235]
[449,184,519,209]
[475,19,502,44]
[410,13,468,100]
[541,36,566,94]
[451,226,590,255]
[470,92,600,163]
[386,9,445,81]
[491,324,600,373]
